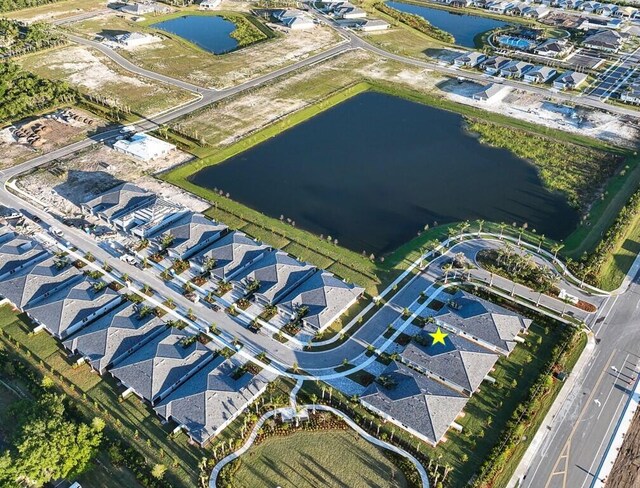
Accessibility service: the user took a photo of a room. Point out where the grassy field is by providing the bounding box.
[0,305,206,488]
[229,429,409,488]
[18,44,196,117]
[69,8,341,89]
[596,203,640,290]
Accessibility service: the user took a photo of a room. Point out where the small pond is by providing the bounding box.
[190,92,579,255]
[152,15,238,54]
[385,1,509,48]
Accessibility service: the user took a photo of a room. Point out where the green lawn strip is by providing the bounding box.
[593,194,640,290]
[282,241,335,269]
[564,155,640,257]
[228,429,410,488]
[0,313,59,359]
[43,350,102,392]
[204,205,250,230]
[240,222,291,249]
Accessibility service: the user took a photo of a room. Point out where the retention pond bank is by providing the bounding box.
[152,15,238,54]
[189,92,579,255]
[385,1,509,47]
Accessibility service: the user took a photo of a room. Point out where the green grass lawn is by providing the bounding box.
[597,208,640,290]
[229,429,409,488]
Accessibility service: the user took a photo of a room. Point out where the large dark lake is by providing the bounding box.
[386,1,509,48]
[152,15,238,54]
[190,92,579,255]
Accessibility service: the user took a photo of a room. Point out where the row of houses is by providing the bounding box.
[433,0,640,18]
[272,9,316,30]
[0,228,273,446]
[82,183,365,333]
[454,51,589,88]
[360,290,532,446]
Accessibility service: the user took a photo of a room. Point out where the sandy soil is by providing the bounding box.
[19,45,196,116]
[445,79,639,148]
[0,109,107,169]
[15,144,206,216]
[606,407,640,488]
[175,49,638,150]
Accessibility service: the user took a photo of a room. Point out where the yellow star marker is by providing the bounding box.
[429,327,448,346]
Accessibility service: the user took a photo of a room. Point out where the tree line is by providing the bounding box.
[0,0,61,13]
[0,61,77,124]
[0,19,66,57]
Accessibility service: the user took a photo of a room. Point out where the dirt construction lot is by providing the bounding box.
[69,9,343,89]
[172,49,638,150]
[18,45,197,117]
[607,407,640,488]
[0,109,107,168]
[15,144,207,216]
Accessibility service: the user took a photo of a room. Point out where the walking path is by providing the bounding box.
[208,404,430,488]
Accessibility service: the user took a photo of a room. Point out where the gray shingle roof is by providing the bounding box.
[361,362,468,445]
[435,291,532,354]
[0,235,47,278]
[83,183,154,221]
[152,213,227,259]
[191,231,270,281]
[154,358,273,445]
[234,250,315,304]
[109,327,214,403]
[402,323,499,393]
[63,302,166,374]
[25,279,122,339]
[278,270,364,330]
[0,255,82,310]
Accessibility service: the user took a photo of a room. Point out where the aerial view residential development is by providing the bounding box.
[1,0,640,486]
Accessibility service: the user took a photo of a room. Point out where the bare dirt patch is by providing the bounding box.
[16,144,207,215]
[71,11,344,89]
[18,44,196,116]
[606,407,640,488]
[175,49,637,151]
[0,109,107,168]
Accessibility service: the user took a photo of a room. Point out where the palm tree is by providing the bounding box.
[292,362,299,373]
[476,219,485,236]
[551,242,564,261]
[447,226,457,246]
[498,222,507,239]
[443,263,453,283]
[537,234,545,253]
[310,394,318,413]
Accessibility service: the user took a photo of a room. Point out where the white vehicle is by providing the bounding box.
[119,126,136,134]
[120,255,136,265]
[50,228,64,238]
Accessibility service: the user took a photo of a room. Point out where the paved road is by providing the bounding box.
[520,270,640,488]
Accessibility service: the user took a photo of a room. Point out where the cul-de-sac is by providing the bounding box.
[0,0,640,486]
